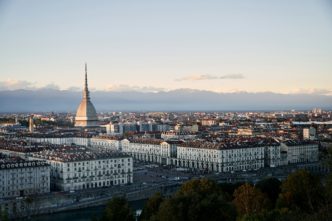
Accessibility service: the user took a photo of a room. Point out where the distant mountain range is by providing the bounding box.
[0,89,331,112]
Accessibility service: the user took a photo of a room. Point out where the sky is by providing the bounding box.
[0,0,331,94]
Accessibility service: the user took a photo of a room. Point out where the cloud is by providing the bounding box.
[106,84,166,93]
[176,73,244,81]
[66,86,81,91]
[0,79,37,90]
[43,83,60,90]
[289,88,332,96]
[0,79,61,91]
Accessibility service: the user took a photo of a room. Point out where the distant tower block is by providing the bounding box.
[29,116,34,132]
[75,63,99,127]
[303,127,316,140]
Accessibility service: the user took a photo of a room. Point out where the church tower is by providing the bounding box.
[29,116,34,132]
[75,63,99,127]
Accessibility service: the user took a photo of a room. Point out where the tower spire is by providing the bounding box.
[83,62,90,99]
[85,62,88,89]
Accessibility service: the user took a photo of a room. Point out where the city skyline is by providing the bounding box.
[1,1,332,221]
[0,0,332,95]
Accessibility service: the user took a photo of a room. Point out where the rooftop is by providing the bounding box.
[0,155,48,170]
[93,135,123,141]
[283,140,317,146]
[129,138,164,145]
[179,137,280,150]
[0,138,54,153]
[32,146,130,162]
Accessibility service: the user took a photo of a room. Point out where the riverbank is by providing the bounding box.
[5,181,179,220]
[26,199,147,221]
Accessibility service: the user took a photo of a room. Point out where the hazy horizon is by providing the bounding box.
[0,88,331,112]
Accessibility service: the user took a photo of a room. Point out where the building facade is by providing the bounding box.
[280,141,319,165]
[26,136,319,173]
[32,148,133,191]
[0,156,50,199]
[161,131,197,140]
[27,136,90,146]
[121,139,176,165]
[303,127,316,140]
[176,142,265,172]
[264,145,281,167]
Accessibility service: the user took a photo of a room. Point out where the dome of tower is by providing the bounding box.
[75,99,98,120]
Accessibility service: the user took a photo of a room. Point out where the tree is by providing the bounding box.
[326,174,332,204]
[25,195,35,216]
[255,177,281,206]
[140,192,164,221]
[101,197,134,221]
[0,209,9,221]
[233,183,269,216]
[319,147,332,220]
[324,145,332,169]
[277,169,324,213]
[219,182,244,201]
[324,147,332,201]
[156,179,236,221]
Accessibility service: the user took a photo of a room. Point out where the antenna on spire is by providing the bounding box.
[85,62,88,86]
[83,62,90,99]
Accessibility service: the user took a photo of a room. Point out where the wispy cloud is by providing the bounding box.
[176,73,244,81]
[106,84,166,93]
[0,79,37,90]
[43,83,60,90]
[66,86,81,91]
[288,88,332,96]
[0,79,61,91]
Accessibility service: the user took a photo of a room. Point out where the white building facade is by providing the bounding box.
[27,137,90,146]
[264,145,281,167]
[280,141,319,165]
[121,139,177,165]
[176,144,265,172]
[32,151,133,191]
[26,136,319,173]
[27,136,120,151]
[303,127,316,140]
[90,137,121,151]
[0,158,50,199]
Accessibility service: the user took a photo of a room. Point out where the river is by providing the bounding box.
[27,199,147,221]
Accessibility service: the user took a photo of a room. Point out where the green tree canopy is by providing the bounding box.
[0,209,9,221]
[255,177,281,206]
[140,192,164,221]
[233,183,269,216]
[219,182,244,201]
[101,197,134,221]
[156,179,236,221]
[277,169,324,213]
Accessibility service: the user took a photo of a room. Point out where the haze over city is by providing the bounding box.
[1,1,332,221]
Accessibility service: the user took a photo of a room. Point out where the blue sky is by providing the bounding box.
[0,0,331,94]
